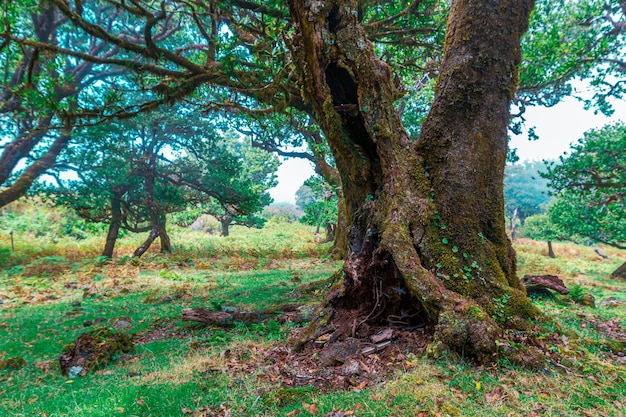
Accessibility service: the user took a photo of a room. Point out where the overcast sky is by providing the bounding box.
[270,96,626,204]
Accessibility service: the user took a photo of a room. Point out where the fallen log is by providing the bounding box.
[521,274,570,295]
[594,247,611,260]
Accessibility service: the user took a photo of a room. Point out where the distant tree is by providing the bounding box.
[520,213,568,258]
[295,184,318,212]
[544,123,626,277]
[262,203,303,223]
[504,160,552,238]
[191,135,279,237]
[296,176,338,242]
[44,110,269,257]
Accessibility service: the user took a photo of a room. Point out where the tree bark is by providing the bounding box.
[611,260,626,280]
[0,132,72,207]
[132,228,159,258]
[102,192,123,258]
[220,215,232,237]
[288,0,538,361]
[158,213,171,253]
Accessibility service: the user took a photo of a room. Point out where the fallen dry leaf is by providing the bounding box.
[485,392,502,403]
[303,402,319,414]
[485,386,502,403]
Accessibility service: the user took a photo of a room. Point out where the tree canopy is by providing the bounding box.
[544,123,625,249]
[1,0,624,207]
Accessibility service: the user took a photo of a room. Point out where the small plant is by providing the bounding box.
[492,293,511,323]
[568,284,586,303]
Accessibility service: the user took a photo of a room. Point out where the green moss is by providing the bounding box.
[263,387,317,407]
[60,326,134,374]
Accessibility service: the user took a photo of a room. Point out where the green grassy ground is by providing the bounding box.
[1,224,625,416]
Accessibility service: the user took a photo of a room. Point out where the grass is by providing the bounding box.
[1,225,625,416]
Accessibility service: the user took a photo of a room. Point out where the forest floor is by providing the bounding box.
[1,222,625,416]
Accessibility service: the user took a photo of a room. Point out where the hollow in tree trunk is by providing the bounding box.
[288,0,539,362]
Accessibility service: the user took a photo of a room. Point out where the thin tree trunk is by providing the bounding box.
[510,208,518,242]
[325,222,336,243]
[220,215,232,237]
[288,0,538,362]
[158,213,171,253]
[547,241,556,258]
[102,193,123,258]
[132,228,159,258]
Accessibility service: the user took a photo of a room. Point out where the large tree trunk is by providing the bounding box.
[288,0,538,361]
[102,193,123,258]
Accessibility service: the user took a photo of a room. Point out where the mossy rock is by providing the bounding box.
[59,326,134,376]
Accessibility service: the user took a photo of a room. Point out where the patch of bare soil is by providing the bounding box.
[264,324,433,391]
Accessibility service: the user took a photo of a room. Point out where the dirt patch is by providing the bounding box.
[594,318,626,341]
[265,324,433,391]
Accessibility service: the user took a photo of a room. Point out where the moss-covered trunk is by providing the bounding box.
[288,0,538,360]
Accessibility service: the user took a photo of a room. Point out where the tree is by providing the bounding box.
[193,135,279,237]
[520,213,568,258]
[516,0,626,116]
[3,0,623,361]
[0,1,171,207]
[297,176,339,242]
[285,0,542,362]
[504,160,552,236]
[45,110,269,257]
[544,123,626,277]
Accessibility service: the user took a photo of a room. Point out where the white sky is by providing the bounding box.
[270,96,626,204]
[509,96,626,162]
